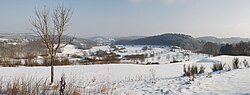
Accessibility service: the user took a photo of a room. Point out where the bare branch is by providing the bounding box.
[30,5,73,83]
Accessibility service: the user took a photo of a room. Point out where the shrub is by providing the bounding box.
[71,54,82,58]
[183,64,205,81]
[24,59,40,66]
[211,62,225,72]
[59,73,66,95]
[190,65,198,75]
[242,59,249,68]
[183,65,192,77]
[183,64,187,76]
[232,57,239,69]
[1,61,16,67]
[61,58,71,65]
[198,65,206,74]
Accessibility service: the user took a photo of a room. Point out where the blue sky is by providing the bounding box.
[1,0,250,38]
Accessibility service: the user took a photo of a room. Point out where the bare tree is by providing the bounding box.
[31,5,73,84]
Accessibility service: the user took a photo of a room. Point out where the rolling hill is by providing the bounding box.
[197,36,250,44]
[115,33,204,50]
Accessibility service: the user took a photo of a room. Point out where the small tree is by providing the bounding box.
[31,5,73,84]
[232,57,239,69]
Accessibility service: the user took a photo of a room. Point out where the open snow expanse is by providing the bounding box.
[0,55,250,94]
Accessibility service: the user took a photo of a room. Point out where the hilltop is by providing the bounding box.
[115,33,204,50]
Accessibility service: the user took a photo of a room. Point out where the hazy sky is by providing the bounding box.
[1,0,250,38]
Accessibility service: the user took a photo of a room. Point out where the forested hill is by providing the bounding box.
[115,33,204,50]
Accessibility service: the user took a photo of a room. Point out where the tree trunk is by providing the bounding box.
[51,56,54,84]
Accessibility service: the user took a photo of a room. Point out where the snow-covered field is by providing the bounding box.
[0,55,250,94]
[58,45,208,64]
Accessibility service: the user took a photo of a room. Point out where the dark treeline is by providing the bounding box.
[202,41,250,56]
[115,33,204,50]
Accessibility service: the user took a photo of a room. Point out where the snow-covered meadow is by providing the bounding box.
[0,55,250,94]
[59,45,208,64]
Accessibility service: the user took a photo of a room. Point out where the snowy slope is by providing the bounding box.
[0,55,249,94]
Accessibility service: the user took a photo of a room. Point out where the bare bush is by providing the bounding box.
[198,65,206,74]
[1,60,17,67]
[183,65,205,81]
[24,59,40,67]
[211,62,225,72]
[0,75,81,95]
[59,73,66,95]
[2,78,42,95]
[232,57,239,69]
[190,65,197,81]
[61,58,71,65]
[42,57,71,66]
[242,59,249,68]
